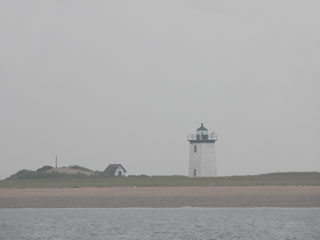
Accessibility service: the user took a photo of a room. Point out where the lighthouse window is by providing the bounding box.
[194,145,197,152]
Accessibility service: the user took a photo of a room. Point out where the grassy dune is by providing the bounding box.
[0,172,319,188]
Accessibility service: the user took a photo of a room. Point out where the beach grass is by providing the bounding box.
[0,172,319,188]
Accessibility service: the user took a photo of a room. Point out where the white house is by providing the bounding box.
[104,164,127,176]
[187,123,217,177]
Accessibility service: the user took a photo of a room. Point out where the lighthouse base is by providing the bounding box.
[188,143,217,177]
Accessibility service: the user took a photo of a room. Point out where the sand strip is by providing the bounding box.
[0,186,319,208]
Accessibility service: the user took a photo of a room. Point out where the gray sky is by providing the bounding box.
[0,0,319,179]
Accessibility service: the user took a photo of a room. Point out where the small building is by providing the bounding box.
[104,164,127,176]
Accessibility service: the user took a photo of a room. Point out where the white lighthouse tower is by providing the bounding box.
[187,123,217,177]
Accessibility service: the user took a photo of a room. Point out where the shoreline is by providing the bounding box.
[1,186,319,208]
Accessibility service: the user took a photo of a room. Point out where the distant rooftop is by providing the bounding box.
[104,164,126,176]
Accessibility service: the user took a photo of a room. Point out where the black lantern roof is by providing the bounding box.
[197,123,208,131]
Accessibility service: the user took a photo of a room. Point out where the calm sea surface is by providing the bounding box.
[0,208,319,240]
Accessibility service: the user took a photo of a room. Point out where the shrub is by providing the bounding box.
[69,165,93,172]
[36,166,53,172]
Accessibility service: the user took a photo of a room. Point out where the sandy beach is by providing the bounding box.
[0,186,319,208]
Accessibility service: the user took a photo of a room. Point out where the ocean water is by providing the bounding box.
[0,208,319,240]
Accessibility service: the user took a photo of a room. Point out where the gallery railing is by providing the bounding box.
[187,133,217,141]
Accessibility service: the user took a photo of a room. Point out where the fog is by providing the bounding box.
[0,1,319,179]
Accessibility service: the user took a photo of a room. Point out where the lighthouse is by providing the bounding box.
[187,123,217,177]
